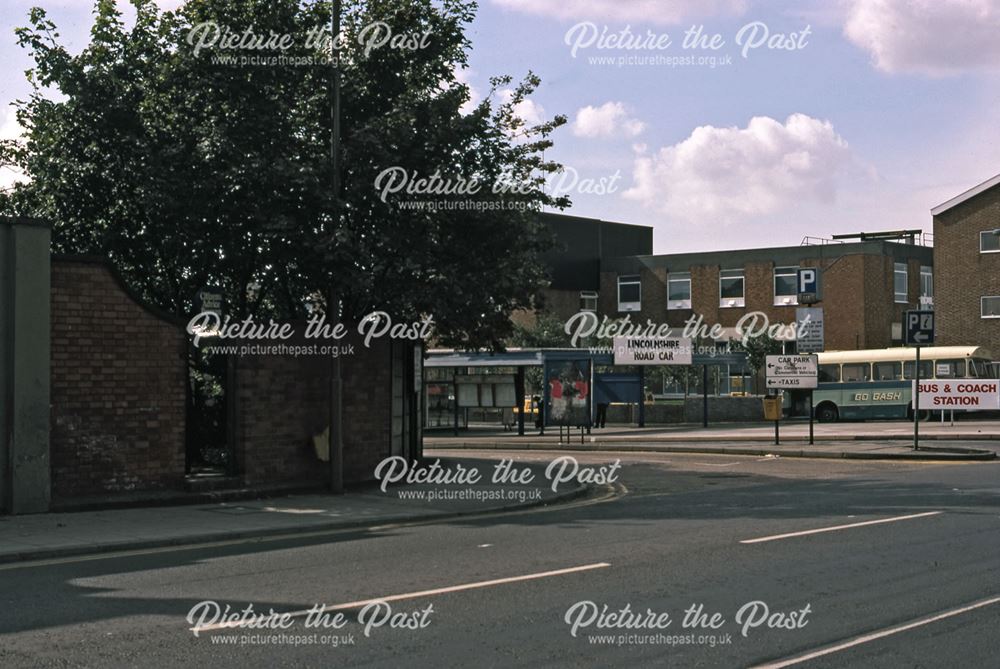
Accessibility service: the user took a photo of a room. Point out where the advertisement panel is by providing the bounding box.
[544,360,591,426]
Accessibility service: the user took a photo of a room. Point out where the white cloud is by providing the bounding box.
[451,66,481,115]
[844,0,1000,75]
[572,102,645,139]
[498,89,546,126]
[491,0,747,25]
[624,114,851,222]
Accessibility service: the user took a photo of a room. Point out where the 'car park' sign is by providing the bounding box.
[613,337,693,365]
[766,354,818,389]
[912,380,1000,410]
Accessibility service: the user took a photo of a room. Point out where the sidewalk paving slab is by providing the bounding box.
[0,458,587,565]
[427,438,998,461]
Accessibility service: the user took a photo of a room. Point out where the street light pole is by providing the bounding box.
[328,0,344,494]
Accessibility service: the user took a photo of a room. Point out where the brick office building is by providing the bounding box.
[514,212,653,327]
[597,238,933,352]
[932,173,1000,363]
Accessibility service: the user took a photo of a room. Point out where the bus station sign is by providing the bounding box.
[613,337,693,365]
[912,380,1000,410]
[766,354,818,388]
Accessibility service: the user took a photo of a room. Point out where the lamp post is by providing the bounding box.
[328,0,344,494]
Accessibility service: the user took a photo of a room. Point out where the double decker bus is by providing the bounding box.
[808,346,997,421]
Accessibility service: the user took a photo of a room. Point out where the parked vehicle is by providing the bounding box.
[808,346,996,421]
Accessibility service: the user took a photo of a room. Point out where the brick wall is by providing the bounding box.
[233,335,398,486]
[596,246,931,351]
[50,259,186,498]
[935,184,1000,355]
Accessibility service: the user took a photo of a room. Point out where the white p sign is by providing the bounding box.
[798,268,817,293]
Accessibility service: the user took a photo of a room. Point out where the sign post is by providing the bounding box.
[766,355,818,446]
[905,310,935,451]
[808,389,814,445]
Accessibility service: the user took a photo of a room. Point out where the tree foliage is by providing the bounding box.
[4,0,567,348]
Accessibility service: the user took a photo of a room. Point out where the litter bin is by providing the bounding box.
[762,396,782,421]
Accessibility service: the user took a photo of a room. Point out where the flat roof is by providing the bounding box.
[602,239,932,273]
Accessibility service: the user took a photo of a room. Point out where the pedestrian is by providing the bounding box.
[596,402,609,428]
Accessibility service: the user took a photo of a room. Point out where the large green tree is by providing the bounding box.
[3,0,567,348]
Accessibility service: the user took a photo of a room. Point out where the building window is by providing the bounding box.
[719,269,745,308]
[919,266,933,307]
[773,266,798,306]
[981,230,1000,253]
[579,291,598,312]
[894,262,908,303]
[983,296,1000,319]
[617,275,641,312]
[667,272,691,310]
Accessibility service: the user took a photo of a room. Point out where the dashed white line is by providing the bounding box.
[750,594,1000,668]
[191,562,612,633]
[740,511,943,544]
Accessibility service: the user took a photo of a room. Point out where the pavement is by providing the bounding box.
[0,457,587,565]
[426,420,1000,460]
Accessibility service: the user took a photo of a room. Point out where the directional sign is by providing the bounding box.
[797,268,819,304]
[904,310,934,346]
[766,354,818,389]
[912,380,999,411]
[613,337,693,365]
[795,307,824,353]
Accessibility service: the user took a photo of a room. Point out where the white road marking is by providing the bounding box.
[693,462,740,467]
[190,562,612,633]
[750,594,1000,669]
[740,511,943,544]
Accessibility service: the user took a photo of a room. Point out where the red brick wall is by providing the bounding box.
[50,259,186,498]
[934,184,1000,355]
[233,336,396,486]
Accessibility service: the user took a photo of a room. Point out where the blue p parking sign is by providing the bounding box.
[797,268,819,304]
[905,310,934,345]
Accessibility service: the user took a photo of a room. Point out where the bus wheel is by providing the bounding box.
[816,403,839,422]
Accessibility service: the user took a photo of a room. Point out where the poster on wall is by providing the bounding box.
[545,360,591,426]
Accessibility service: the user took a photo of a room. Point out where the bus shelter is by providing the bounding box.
[424,348,749,435]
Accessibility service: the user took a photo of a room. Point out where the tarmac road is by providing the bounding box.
[1,450,998,668]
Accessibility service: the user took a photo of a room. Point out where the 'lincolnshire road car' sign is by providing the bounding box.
[912,380,1000,410]
[765,354,819,389]
[612,337,693,365]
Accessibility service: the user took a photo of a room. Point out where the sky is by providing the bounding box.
[3,0,1000,253]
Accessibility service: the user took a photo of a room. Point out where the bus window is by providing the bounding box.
[969,359,998,378]
[934,359,966,378]
[818,364,840,382]
[902,360,933,379]
[842,363,871,382]
[872,362,901,380]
